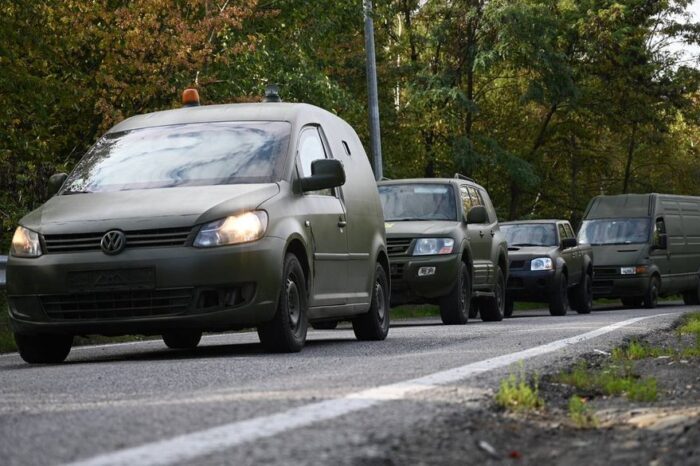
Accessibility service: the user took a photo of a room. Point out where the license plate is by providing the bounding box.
[67,268,156,291]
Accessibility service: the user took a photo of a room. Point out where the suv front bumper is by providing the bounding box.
[506,269,556,302]
[7,237,286,336]
[389,254,459,306]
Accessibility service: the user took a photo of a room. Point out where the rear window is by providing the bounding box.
[61,121,291,193]
[379,184,457,221]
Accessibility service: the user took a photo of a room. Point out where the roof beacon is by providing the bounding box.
[263,85,282,103]
[182,88,201,107]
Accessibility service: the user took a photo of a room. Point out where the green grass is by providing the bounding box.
[495,367,544,412]
[557,360,658,402]
[612,340,673,361]
[568,395,598,428]
[390,304,439,319]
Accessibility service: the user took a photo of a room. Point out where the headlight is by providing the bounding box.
[10,226,42,258]
[531,257,553,271]
[413,238,454,256]
[194,211,268,248]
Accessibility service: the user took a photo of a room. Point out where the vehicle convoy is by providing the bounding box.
[7,89,391,364]
[578,193,700,308]
[501,220,593,317]
[377,176,508,325]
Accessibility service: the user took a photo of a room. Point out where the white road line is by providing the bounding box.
[64,314,668,466]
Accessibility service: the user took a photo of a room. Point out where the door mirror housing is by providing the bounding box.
[653,233,668,250]
[48,173,68,196]
[561,238,578,250]
[300,159,346,193]
[466,205,488,224]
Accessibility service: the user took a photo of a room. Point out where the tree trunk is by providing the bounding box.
[622,123,637,194]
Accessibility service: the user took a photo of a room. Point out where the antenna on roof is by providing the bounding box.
[263,84,282,103]
[454,173,475,182]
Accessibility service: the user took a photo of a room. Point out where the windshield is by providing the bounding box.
[61,121,291,193]
[502,223,557,247]
[379,184,457,221]
[578,218,650,245]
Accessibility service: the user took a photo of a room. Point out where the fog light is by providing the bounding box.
[418,267,436,277]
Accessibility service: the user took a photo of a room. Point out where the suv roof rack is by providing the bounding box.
[454,173,475,182]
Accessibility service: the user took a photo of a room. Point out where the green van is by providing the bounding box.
[578,193,700,308]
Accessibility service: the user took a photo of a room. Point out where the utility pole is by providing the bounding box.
[363,0,383,180]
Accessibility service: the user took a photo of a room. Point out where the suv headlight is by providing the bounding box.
[413,238,454,256]
[194,211,268,248]
[531,257,553,271]
[11,226,43,258]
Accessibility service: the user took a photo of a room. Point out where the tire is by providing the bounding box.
[621,297,643,308]
[549,274,569,316]
[439,262,471,325]
[162,330,202,349]
[504,296,514,318]
[258,253,308,353]
[682,281,700,306]
[353,263,390,341]
[15,334,73,364]
[644,276,660,309]
[469,299,480,319]
[570,273,593,314]
[311,321,339,330]
[480,267,505,322]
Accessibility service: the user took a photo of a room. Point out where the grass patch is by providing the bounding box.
[496,368,544,412]
[557,360,658,402]
[568,395,598,428]
[612,340,673,361]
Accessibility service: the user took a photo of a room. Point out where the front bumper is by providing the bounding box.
[389,254,459,305]
[506,269,556,302]
[592,275,649,298]
[7,237,285,336]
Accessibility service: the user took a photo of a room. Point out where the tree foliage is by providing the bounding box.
[0,0,698,247]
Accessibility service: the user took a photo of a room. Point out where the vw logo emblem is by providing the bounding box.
[101,230,126,255]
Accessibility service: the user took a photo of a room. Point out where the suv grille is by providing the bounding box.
[387,238,413,257]
[43,227,193,254]
[594,266,620,279]
[41,288,193,320]
[510,260,526,270]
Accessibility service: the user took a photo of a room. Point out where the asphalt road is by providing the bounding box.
[0,304,694,466]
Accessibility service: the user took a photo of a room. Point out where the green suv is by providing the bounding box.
[378,177,508,324]
[7,98,390,363]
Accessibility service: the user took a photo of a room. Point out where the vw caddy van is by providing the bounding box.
[578,193,700,308]
[7,92,390,363]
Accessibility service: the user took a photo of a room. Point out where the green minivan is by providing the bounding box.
[7,98,390,363]
[578,193,700,308]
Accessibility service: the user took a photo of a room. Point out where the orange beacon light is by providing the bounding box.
[182,88,200,107]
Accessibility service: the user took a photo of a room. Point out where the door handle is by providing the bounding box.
[338,220,347,228]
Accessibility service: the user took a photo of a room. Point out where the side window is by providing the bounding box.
[467,186,483,206]
[558,224,568,242]
[459,185,473,217]
[564,224,575,239]
[298,127,332,196]
[654,217,666,245]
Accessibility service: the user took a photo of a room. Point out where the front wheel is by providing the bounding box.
[353,263,390,341]
[570,274,593,314]
[644,276,660,309]
[162,330,202,349]
[480,267,505,322]
[439,262,471,325]
[258,253,308,353]
[15,334,73,364]
[549,274,569,316]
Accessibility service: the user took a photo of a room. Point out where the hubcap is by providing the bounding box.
[286,277,301,330]
[375,280,386,321]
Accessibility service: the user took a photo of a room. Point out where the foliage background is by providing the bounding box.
[1,0,699,251]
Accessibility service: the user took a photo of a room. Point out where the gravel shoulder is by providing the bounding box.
[370,313,700,466]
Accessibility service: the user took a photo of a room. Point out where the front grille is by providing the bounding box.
[594,267,620,279]
[43,227,193,254]
[387,238,412,257]
[41,288,193,320]
[510,260,526,270]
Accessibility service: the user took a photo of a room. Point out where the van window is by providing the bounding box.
[653,217,667,246]
[298,127,333,196]
[578,218,650,245]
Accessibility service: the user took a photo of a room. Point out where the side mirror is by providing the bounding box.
[48,173,68,196]
[561,238,578,250]
[467,205,488,224]
[300,159,345,192]
[653,233,668,250]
